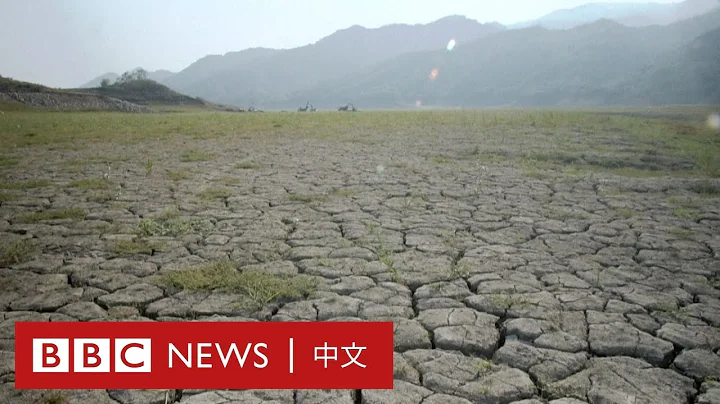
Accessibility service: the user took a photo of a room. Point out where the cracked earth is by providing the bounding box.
[1,111,719,404]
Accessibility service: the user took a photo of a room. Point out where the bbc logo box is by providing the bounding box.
[15,321,394,390]
[32,338,151,373]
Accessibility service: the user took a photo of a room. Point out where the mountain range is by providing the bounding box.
[78,0,720,109]
[508,0,719,29]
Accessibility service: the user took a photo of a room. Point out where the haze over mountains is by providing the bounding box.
[79,0,720,109]
[508,0,719,28]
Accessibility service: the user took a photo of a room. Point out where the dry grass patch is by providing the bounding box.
[144,158,154,176]
[0,192,18,202]
[197,186,233,200]
[690,181,720,197]
[0,238,41,267]
[87,190,117,203]
[166,169,192,181]
[668,228,693,240]
[332,188,356,197]
[160,260,316,307]
[287,192,328,203]
[235,161,260,170]
[110,238,167,255]
[673,208,700,220]
[0,179,51,189]
[17,208,86,223]
[68,178,112,190]
[489,293,530,309]
[137,214,213,237]
[0,156,19,167]
[543,207,589,221]
[39,391,70,404]
[180,150,214,162]
[614,208,634,219]
[216,177,241,185]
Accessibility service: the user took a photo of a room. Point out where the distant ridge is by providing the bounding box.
[72,0,720,109]
[509,0,719,29]
[0,75,244,112]
[79,69,177,88]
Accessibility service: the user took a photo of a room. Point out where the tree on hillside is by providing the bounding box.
[116,68,149,84]
[100,78,111,87]
[133,68,148,80]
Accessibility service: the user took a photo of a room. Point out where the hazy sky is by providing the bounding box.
[0,0,680,88]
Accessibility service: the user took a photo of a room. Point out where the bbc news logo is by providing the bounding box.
[15,321,393,390]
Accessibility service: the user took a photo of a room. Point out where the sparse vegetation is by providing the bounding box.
[87,190,117,203]
[144,158,154,176]
[474,150,508,164]
[0,179,51,189]
[216,177,241,185]
[180,150,214,162]
[17,208,86,223]
[362,220,378,234]
[137,215,212,237]
[615,208,633,219]
[317,257,334,267]
[0,156,19,167]
[395,363,415,377]
[0,238,40,267]
[673,207,700,220]
[235,161,259,170]
[332,188,356,197]
[489,293,529,309]
[694,148,720,178]
[451,261,472,278]
[110,238,166,255]
[68,178,112,190]
[38,391,70,404]
[544,207,589,221]
[0,191,18,202]
[155,206,181,220]
[476,359,493,372]
[653,300,680,313]
[379,250,400,282]
[547,311,565,331]
[166,169,191,181]
[197,186,232,200]
[377,238,401,283]
[668,227,692,239]
[160,259,317,307]
[690,181,720,197]
[287,192,328,203]
[599,187,627,196]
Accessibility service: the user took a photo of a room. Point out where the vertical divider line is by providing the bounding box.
[289,338,294,374]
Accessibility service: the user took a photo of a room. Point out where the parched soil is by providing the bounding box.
[0,110,719,404]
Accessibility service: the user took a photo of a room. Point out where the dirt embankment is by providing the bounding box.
[0,91,152,112]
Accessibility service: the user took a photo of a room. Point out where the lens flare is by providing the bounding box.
[708,113,720,130]
[447,39,456,51]
[429,68,439,80]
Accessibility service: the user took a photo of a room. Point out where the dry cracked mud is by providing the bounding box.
[1,111,719,404]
